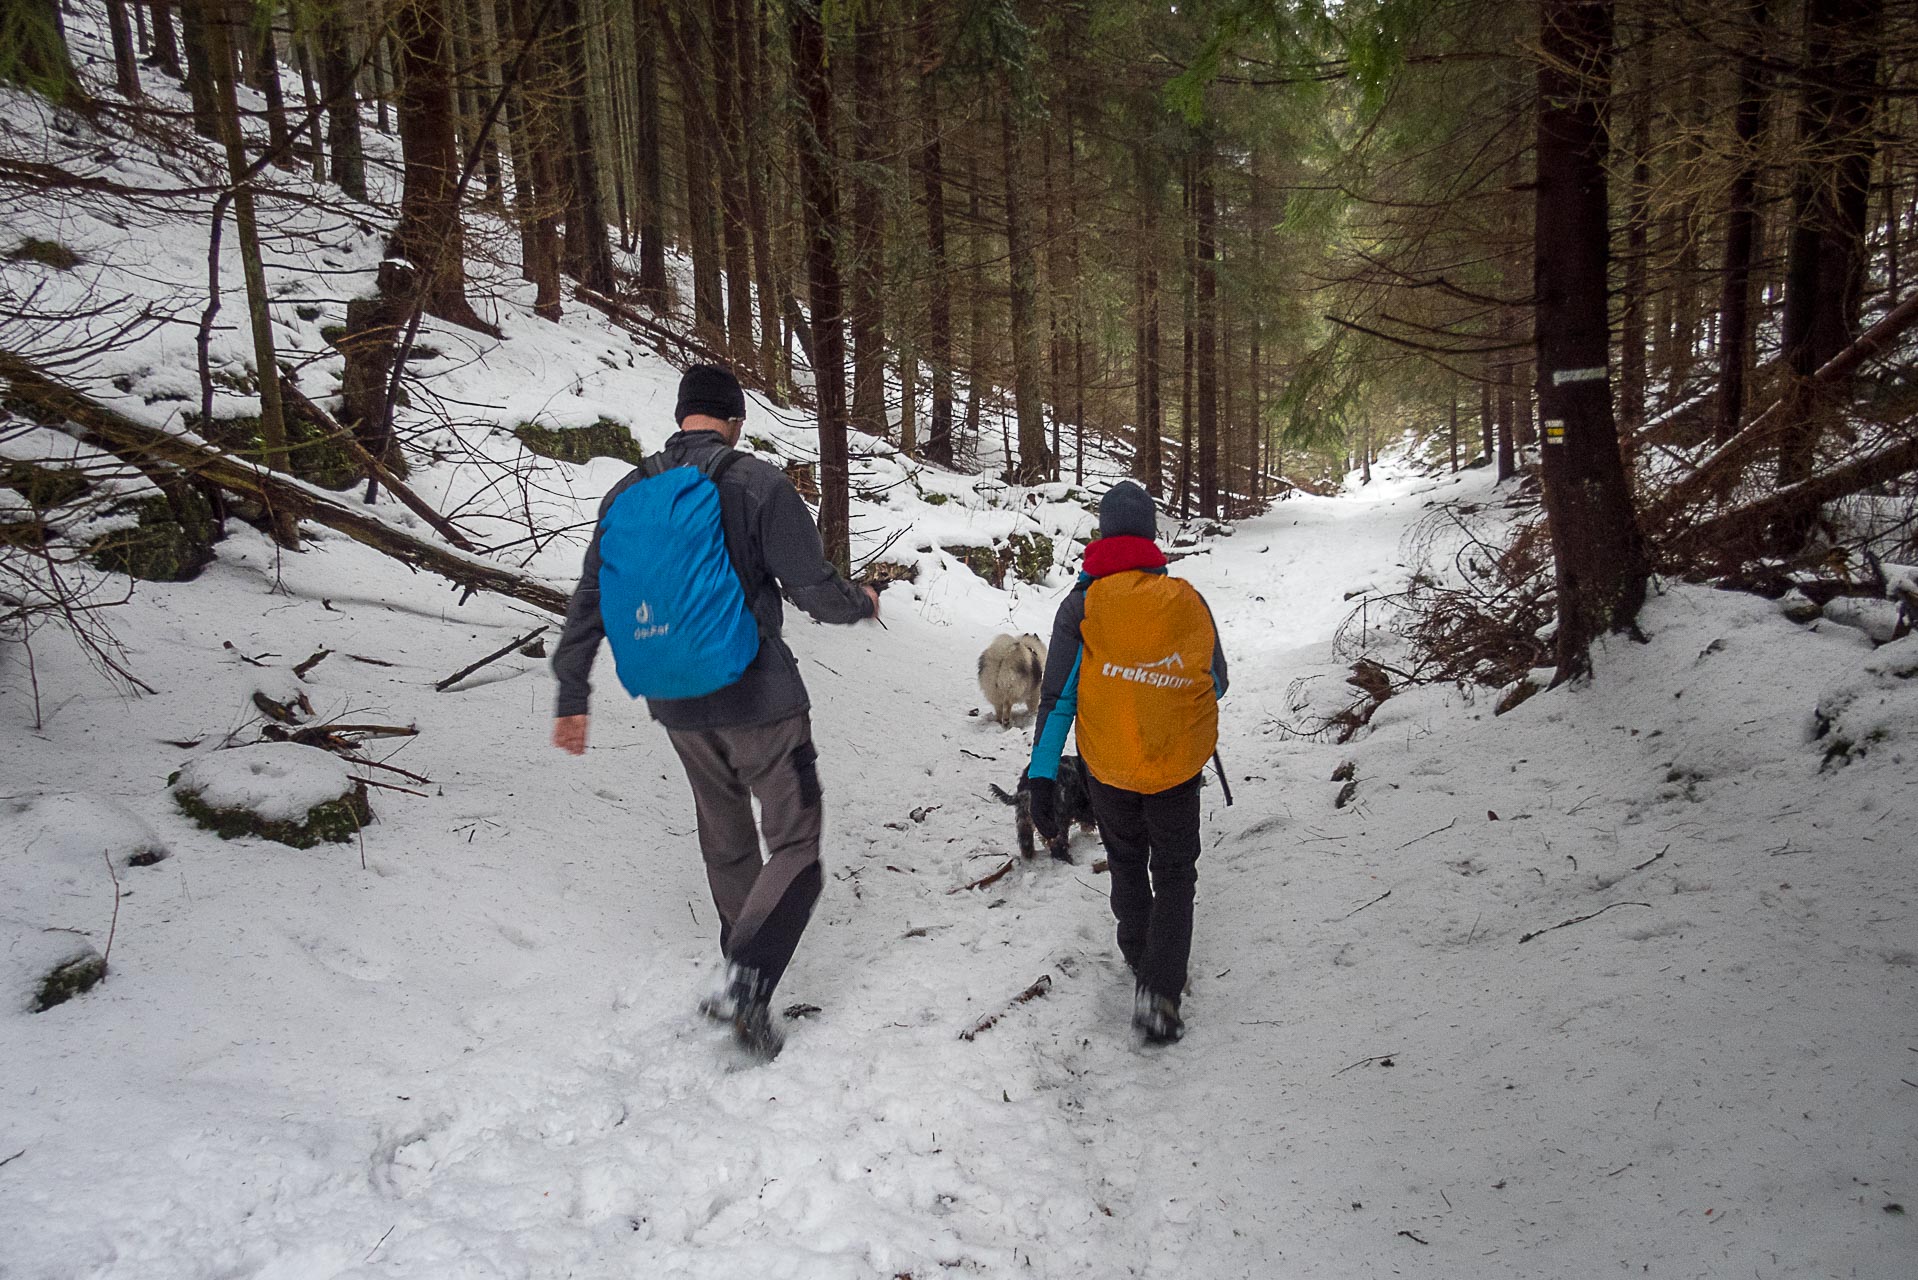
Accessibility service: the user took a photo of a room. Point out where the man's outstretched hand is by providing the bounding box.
[863,584,881,620]
[553,715,589,755]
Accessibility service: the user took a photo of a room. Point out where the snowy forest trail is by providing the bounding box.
[4,454,1914,1279]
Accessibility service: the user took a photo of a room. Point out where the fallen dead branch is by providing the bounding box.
[1517,901,1651,944]
[292,649,331,680]
[948,858,1015,895]
[435,625,549,691]
[958,974,1053,1041]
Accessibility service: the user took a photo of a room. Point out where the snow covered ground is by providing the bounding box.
[4,12,1916,1277]
[4,452,1914,1279]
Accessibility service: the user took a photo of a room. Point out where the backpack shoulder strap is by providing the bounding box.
[638,453,671,480]
[696,447,747,484]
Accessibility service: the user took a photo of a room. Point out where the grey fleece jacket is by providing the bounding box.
[551,429,872,730]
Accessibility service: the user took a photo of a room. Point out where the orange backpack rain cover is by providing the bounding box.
[1076,571,1219,794]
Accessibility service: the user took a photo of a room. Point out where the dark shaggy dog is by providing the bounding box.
[989,755,1098,862]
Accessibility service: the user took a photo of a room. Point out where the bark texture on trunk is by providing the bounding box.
[1534,0,1647,681]
[848,12,889,438]
[1775,0,1883,508]
[791,0,850,572]
[915,6,954,466]
[1194,136,1218,519]
[1002,98,1048,483]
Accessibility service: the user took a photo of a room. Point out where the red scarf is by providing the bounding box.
[1082,535,1167,578]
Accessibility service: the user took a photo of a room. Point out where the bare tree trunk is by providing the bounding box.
[511,0,565,319]
[557,0,616,294]
[257,14,292,166]
[317,4,367,199]
[1496,307,1517,482]
[1534,0,1647,680]
[389,0,489,329]
[178,1,219,136]
[791,0,850,571]
[294,32,326,181]
[206,0,295,544]
[915,4,954,466]
[1194,135,1219,519]
[737,0,781,390]
[149,1,183,78]
[1715,0,1770,443]
[630,0,670,311]
[1001,96,1048,483]
[1616,75,1649,437]
[1775,0,1883,510]
[964,153,986,455]
[105,0,143,99]
[1449,380,1460,473]
[709,0,756,370]
[848,11,888,437]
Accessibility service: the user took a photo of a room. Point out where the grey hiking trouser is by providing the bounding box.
[665,711,824,998]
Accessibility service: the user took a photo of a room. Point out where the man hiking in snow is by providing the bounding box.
[550,364,879,1059]
[1023,481,1227,1044]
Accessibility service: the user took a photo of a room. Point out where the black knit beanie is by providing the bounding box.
[1099,481,1158,540]
[675,364,747,425]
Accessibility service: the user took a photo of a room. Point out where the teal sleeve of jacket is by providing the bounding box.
[1026,583,1089,781]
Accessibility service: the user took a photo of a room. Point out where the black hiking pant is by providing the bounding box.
[1086,770,1203,1004]
[666,712,824,1000]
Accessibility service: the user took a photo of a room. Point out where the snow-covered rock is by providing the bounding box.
[1814,633,1918,767]
[169,744,371,847]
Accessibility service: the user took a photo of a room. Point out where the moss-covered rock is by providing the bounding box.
[173,785,371,848]
[922,492,950,507]
[0,519,49,548]
[34,948,106,1012]
[513,419,646,467]
[194,412,362,490]
[2,460,92,509]
[86,490,217,582]
[8,237,83,271]
[947,544,1011,588]
[1006,532,1054,584]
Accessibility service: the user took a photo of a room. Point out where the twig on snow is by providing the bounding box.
[292,649,332,680]
[1517,901,1651,944]
[434,626,547,692]
[1343,888,1392,918]
[959,974,1052,1041]
[949,859,1015,894]
[1397,1230,1429,1245]
[1333,1052,1400,1077]
[1393,818,1456,851]
[0,1149,23,1169]
[365,1226,395,1261]
[1631,844,1671,873]
[100,851,121,973]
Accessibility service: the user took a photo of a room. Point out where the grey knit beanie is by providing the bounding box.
[1098,481,1157,540]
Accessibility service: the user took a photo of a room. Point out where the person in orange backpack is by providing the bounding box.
[1022,481,1227,1044]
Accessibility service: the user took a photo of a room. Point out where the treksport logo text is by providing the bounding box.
[1103,652,1198,690]
[633,600,671,641]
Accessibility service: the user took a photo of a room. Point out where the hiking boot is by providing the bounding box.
[732,999,786,1060]
[1133,988,1184,1045]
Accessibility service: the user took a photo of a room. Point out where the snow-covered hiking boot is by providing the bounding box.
[1132,989,1184,1046]
[731,999,785,1060]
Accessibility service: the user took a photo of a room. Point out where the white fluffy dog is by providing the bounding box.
[978,633,1047,727]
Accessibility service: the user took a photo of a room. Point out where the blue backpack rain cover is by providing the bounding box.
[597,449,760,700]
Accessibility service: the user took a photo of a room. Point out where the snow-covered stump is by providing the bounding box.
[0,794,169,1012]
[169,744,372,848]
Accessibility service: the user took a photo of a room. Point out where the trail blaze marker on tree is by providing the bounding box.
[1544,419,1567,445]
[1551,366,1608,385]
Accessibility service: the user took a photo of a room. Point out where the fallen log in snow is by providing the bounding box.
[0,351,571,617]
